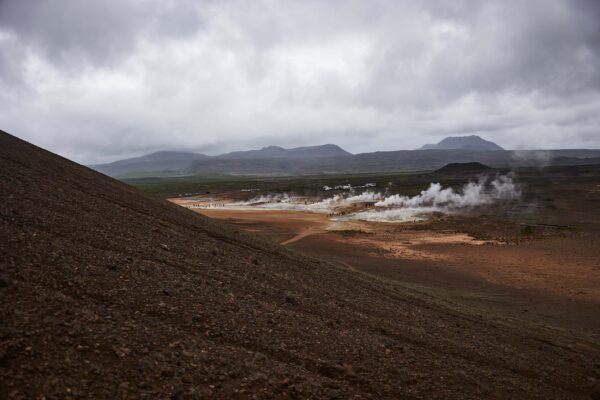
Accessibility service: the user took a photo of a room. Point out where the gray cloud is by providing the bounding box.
[1,0,599,163]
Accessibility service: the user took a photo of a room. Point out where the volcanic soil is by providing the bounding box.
[2,130,600,399]
[193,199,600,343]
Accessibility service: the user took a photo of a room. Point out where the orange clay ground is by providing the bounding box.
[169,194,600,343]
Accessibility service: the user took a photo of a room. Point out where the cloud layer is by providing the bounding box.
[1,0,600,163]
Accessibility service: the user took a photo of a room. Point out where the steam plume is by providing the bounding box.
[375,175,519,209]
[343,175,520,222]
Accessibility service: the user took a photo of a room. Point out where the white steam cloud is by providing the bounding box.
[345,191,384,203]
[375,175,519,209]
[240,191,383,212]
[341,175,520,222]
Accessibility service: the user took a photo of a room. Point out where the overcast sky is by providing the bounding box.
[1,0,600,163]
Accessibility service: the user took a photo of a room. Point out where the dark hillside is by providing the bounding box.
[0,130,597,399]
[435,162,493,175]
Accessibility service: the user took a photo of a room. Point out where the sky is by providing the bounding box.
[1,0,600,164]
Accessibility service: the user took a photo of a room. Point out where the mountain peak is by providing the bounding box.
[419,135,504,151]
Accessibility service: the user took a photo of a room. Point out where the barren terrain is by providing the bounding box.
[181,175,600,343]
[2,130,600,399]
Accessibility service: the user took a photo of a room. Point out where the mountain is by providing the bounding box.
[92,144,351,177]
[97,150,209,166]
[217,144,352,159]
[419,135,505,151]
[185,149,600,176]
[91,140,600,178]
[93,150,209,177]
[2,129,596,398]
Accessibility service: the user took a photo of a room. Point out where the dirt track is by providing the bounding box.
[2,130,600,399]
[194,209,331,245]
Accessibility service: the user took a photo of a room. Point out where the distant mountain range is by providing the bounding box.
[217,144,351,159]
[419,135,504,151]
[92,144,350,177]
[91,151,209,177]
[90,136,600,178]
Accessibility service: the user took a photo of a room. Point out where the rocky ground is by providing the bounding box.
[1,129,599,399]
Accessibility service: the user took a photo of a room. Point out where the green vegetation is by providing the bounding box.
[125,171,439,198]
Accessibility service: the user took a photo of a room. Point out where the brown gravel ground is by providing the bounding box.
[1,130,599,399]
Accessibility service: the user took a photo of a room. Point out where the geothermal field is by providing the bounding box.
[174,174,519,222]
[169,168,600,341]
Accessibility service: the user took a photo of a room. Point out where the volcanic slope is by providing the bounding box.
[1,130,598,399]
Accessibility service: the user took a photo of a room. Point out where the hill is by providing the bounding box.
[434,162,493,175]
[2,129,597,398]
[419,135,504,151]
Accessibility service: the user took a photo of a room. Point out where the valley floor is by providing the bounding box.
[185,201,600,343]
